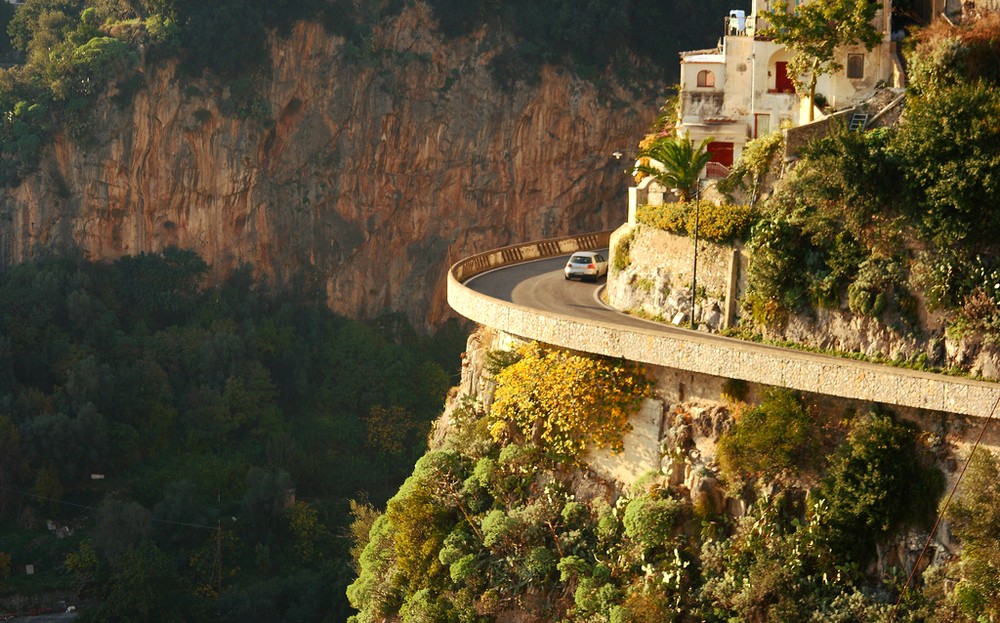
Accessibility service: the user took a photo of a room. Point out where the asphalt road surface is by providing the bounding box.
[466,251,702,334]
[460,251,1000,392]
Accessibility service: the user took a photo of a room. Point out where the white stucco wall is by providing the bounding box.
[679,0,896,147]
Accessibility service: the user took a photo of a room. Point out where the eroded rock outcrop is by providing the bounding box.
[0,5,659,326]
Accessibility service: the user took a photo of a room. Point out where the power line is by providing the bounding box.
[0,484,220,530]
[887,392,1000,622]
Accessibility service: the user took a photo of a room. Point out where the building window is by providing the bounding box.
[755,113,770,138]
[847,54,864,79]
[697,70,715,88]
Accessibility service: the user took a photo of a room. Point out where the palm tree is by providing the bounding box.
[635,134,713,202]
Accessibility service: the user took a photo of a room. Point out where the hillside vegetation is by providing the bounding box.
[739,14,1000,354]
[346,14,1000,623]
[349,343,1000,622]
[0,250,465,621]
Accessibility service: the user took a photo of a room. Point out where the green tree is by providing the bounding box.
[717,388,817,481]
[89,542,202,623]
[635,134,713,202]
[93,496,152,565]
[0,1,15,55]
[285,500,329,564]
[65,541,100,592]
[6,0,81,52]
[817,412,943,564]
[893,82,1000,252]
[761,0,881,121]
[0,415,25,518]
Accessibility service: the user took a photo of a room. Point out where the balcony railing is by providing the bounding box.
[723,14,769,37]
[705,162,731,179]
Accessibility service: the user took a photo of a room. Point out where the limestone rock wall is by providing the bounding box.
[607,222,1000,378]
[607,224,746,330]
[0,4,658,327]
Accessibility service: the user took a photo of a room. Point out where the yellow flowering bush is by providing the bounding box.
[636,200,758,243]
[489,343,653,463]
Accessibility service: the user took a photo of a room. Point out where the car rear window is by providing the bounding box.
[570,255,592,263]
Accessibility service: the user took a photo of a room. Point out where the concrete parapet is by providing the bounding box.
[448,234,1000,419]
[451,230,614,282]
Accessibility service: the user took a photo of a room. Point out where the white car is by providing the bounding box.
[564,251,609,281]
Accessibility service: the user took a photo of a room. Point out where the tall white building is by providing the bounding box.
[676,0,902,176]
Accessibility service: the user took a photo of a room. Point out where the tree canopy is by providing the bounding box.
[761,0,882,120]
[635,134,713,202]
[0,249,465,621]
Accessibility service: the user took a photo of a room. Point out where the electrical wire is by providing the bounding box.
[886,392,1000,622]
[0,484,220,530]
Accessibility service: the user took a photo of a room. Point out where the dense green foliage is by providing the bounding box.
[0,249,464,620]
[611,228,635,273]
[350,379,952,622]
[717,129,784,202]
[815,412,943,565]
[717,389,816,480]
[636,199,758,243]
[0,1,14,57]
[743,15,1000,341]
[424,0,746,86]
[940,450,1000,620]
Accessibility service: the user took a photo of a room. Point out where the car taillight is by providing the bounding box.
[587,264,595,269]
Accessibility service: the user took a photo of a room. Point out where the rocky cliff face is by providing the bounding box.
[442,326,992,584]
[0,5,659,326]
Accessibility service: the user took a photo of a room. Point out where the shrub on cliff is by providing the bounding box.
[636,200,758,243]
[717,388,817,481]
[622,494,682,552]
[941,449,1000,620]
[906,12,1000,95]
[717,129,784,201]
[815,411,944,565]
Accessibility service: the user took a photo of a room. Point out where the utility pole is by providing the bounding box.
[690,181,701,330]
[216,493,222,594]
[216,520,222,594]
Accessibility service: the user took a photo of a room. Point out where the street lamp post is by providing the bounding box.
[690,182,701,330]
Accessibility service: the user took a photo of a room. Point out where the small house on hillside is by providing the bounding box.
[676,0,902,177]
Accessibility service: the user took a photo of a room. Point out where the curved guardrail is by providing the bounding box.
[448,232,1000,420]
[450,230,613,283]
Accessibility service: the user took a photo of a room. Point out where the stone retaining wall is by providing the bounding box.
[607,224,746,330]
[448,234,1000,419]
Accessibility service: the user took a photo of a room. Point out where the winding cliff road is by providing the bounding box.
[447,232,1000,419]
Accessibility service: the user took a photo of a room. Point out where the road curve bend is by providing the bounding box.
[447,232,1000,419]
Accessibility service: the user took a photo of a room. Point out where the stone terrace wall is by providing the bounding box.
[448,235,1000,419]
[607,224,746,330]
[784,108,855,159]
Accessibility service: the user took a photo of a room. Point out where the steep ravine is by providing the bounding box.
[0,5,659,326]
